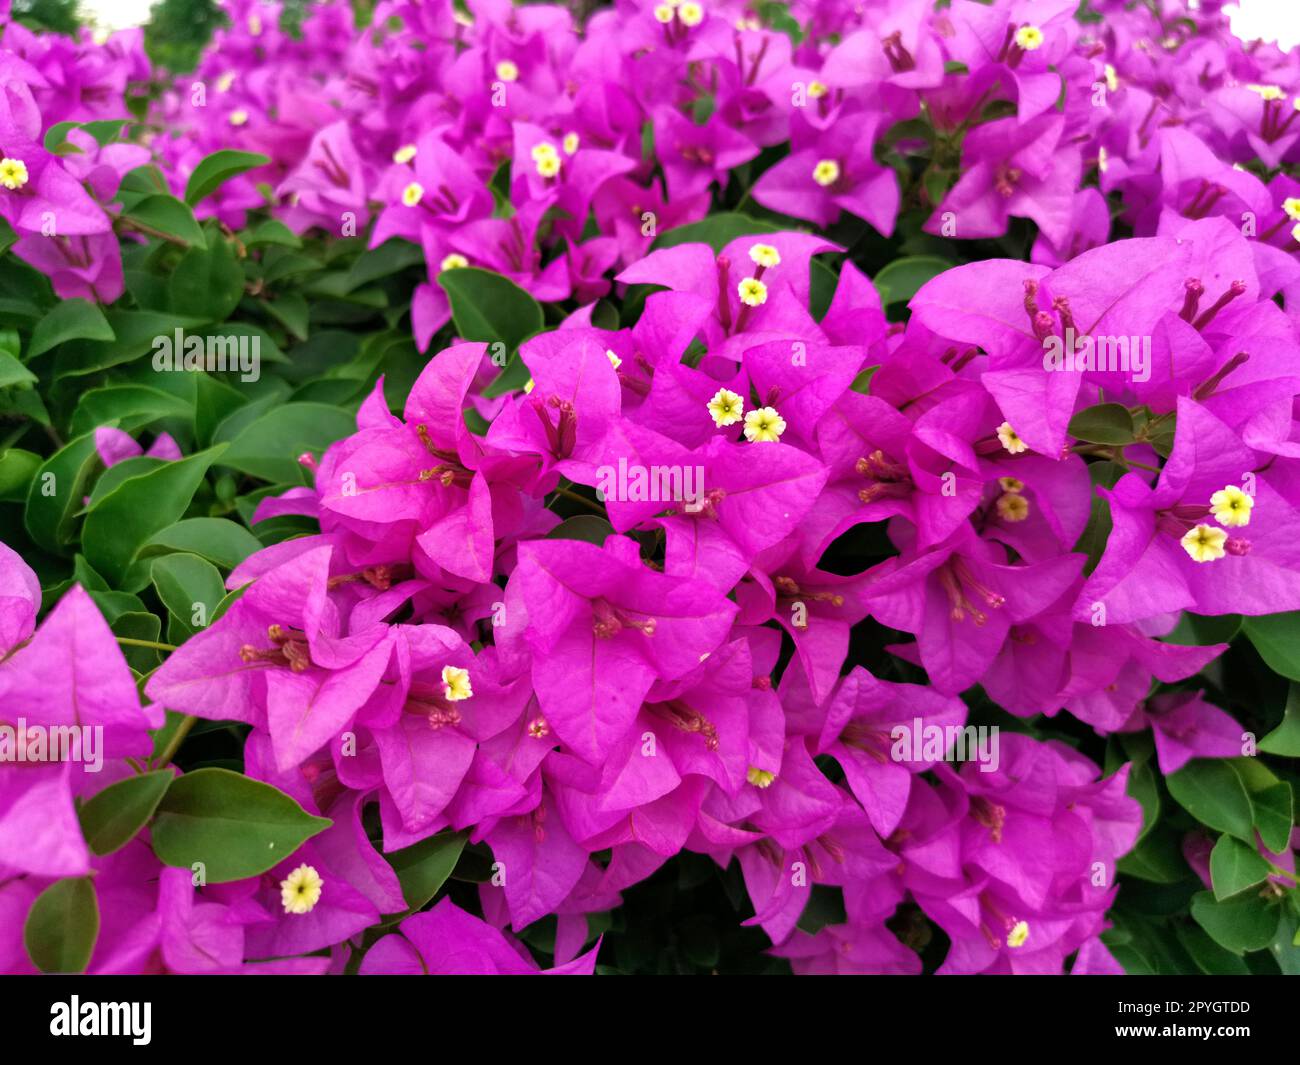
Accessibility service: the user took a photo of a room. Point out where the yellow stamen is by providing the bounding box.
[748,243,781,268]
[393,143,418,164]
[402,181,424,207]
[747,766,775,788]
[495,60,519,82]
[440,253,469,272]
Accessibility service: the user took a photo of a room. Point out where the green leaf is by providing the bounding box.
[385,832,467,913]
[1191,890,1281,955]
[1166,759,1255,841]
[1163,612,1241,647]
[1072,460,1124,576]
[27,299,115,360]
[1126,758,1160,843]
[1209,835,1272,900]
[872,256,953,306]
[184,149,270,206]
[1174,923,1251,975]
[150,767,332,883]
[24,431,101,554]
[1116,828,1188,883]
[24,878,99,973]
[121,194,207,248]
[1261,684,1300,755]
[151,552,226,638]
[1068,402,1137,445]
[1250,782,1294,854]
[218,402,355,483]
[78,769,175,855]
[0,447,41,501]
[0,349,35,389]
[546,514,614,544]
[654,212,779,251]
[245,219,301,249]
[81,445,226,587]
[168,237,245,322]
[437,267,543,356]
[69,384,193,438]
[1243,612,1300,681]
[138,517,263,569]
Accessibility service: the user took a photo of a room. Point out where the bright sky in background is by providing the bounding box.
[1225,0,1300,49]
[72,0,1300,46]
[78,0,155,31]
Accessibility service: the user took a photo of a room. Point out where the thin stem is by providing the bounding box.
[547,485,606,514]
[116,636,178,652]
[152,715,197,769]
[115,216,191,248]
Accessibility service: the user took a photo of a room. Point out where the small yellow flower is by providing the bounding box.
[808,80,828,99]
[1283,197,1300,222]
[1006,920,1030,948]
[280,864,323,915]
[812,159,841,187]
[747,766,776,788]
[748,242,781,268]
[1014,25,1044,50]
[1097,145,1109,173]
[536,153,562,178]
[563,132,580,155]
[228,109,249,127]
[401,181,424,207]
[1292,222,1300,245]
[998,476,1025,493]
[606,348,622,370]
[216,71,236,93]
[678,1,704,26]
[996,422,1027,455]
[531,142,559,162]
[495,60,519,82]
[442,664,473,702]
[653,4,675,23]
[393,143,418,164]
[996,492,1030,522]
[708,388,744,427]
[737,277,768,307]
[248,13,263,36]
[0,158,29,190]
[1209,484,1253,527]
[744,406,786,443]
[1104,63,1118,92]
[1181,523,1228,563]
[440,253,469,272]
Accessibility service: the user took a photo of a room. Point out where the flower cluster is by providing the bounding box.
[0,0,1298,976]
